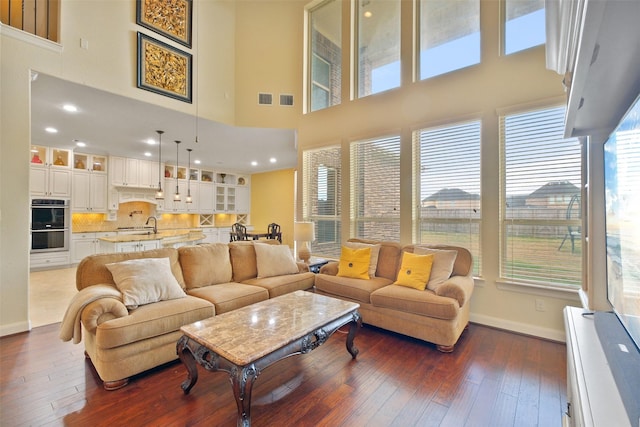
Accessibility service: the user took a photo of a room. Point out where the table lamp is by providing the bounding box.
[294,222,315,263]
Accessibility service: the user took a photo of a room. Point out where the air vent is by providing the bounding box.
[258,93,273,105]
[280,94,294,106]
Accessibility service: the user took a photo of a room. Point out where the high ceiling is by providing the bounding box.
[30,73,298,174]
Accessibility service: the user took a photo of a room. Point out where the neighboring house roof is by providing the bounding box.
[423,188,480,202]
[527,181,580,199]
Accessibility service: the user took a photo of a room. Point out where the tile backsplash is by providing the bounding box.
[72,202,197,232]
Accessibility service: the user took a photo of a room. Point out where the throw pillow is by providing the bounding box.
[344,242,381,277]
[254,243,299,278]
[178,243,232,289]
[393,252,434,291]
[337,246,371,280]
[414,247,458,290]
[105,257,186,309]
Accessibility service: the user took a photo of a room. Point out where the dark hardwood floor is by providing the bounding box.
[0,322,567,427]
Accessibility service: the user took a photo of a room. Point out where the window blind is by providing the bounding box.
[414,120,481,275]
[350,135,401,241]
[500,105,582,286]
[302,146,342,258]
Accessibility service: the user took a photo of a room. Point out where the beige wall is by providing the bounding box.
[2,0,581,340]
[0,0,239,335]
[296,0,579,340]
[250,169,296,248]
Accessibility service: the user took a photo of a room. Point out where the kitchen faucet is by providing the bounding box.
[145,216,158,234]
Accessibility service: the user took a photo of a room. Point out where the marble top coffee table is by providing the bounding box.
[176,290,361,427]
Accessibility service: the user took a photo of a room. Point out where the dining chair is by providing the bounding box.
[230,223,248,242]
[267,223,282,243]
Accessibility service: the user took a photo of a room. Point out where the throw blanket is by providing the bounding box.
[59,285,123,344]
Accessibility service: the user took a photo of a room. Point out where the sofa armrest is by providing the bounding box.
[434,275,474,307]
[318,261,339,276]
[80,298,128,334]
[296,262,311,273]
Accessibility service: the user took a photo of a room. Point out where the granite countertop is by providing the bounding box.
[99,229,205,244]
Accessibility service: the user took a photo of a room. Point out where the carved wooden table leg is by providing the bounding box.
[230,364,259,427]
[346,311,362,359]
[177,336,199,394]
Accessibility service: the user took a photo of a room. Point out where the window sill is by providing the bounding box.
[495,278,581,301]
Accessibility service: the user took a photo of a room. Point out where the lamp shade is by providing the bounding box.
[294,222,315,242]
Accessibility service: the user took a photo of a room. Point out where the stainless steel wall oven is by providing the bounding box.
[30,199,70,253]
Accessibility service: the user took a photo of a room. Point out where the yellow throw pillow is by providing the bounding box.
[393,252,434,291]
[337,246,371,280]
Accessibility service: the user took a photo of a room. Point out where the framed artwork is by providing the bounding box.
[137,32,192,103]
[136,0,192,48]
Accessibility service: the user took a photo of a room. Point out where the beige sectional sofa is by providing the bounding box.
[314,239,474,352]
[60,240,314,390]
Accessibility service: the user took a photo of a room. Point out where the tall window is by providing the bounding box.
[356,0,401,97]
[351,135,401,240]
[303,146,342,258]
[504,0,546,55]
[419,0,480,80]
[500,105,582,287]
[414,120,482,275]
[308,0,342,112]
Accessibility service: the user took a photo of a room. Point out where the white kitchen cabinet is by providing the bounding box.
[235,185,250,214]
[110,156,139,187]
[29,146,72,198]
[200,227,218,243]
[72,171,107,212]
[138,159,161,189]
[30,251,70,270]
[198,182,215,213]
[215,185,236,213]
[71,231,116,263]
[100,239,160,253]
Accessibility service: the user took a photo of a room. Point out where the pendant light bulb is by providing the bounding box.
[186,148,193,203]
[155,130,164,200]
[174,140,181,202]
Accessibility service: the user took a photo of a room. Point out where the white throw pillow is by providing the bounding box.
[414,247,458,291]
[106,257,186,309]
[254,243,299,278]
[345,242,381,277]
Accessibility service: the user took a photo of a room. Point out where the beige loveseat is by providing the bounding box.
[314,239,474,352]
[60,240,314,390]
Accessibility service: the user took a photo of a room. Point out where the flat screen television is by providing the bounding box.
[603,93,640,352]
[601,91,640,425]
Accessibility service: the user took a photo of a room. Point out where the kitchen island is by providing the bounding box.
[98,229,205,253]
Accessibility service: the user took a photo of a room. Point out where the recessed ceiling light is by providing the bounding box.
[194,159,201,164]
[63,104,78,113]
[146,138,156,145]
[75,141,86,147]
[251,161,258,166]
[270,157,277,163]
[364,10,372,18]
[144,152,152,157]
[45,127,58,133]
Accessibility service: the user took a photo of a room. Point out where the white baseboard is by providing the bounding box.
[470,313,566,343]
[0,320,31,338]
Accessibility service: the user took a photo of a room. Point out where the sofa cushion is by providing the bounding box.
[393,252,434,291]
[95,295,214,349]
[370,285,460,320]
[337,246,371,279]
[254,243,299,278]
[229,241,259,282]
[76,247,185,291]
[187,283,269,314]
[179,243,232,289]
[344,241,381,277]
[315,273,392,303]
[414,246,458,290]
[346,239,403,281]
[243,272,315,298]
[105,257,186,309]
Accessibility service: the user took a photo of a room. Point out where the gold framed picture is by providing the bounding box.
[136,0,192,48]
[137,32,192,103]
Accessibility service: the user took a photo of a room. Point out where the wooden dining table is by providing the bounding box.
[245,231,282,242]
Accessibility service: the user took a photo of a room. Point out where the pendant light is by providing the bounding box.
[174,140,181,201]
[155,130,164,200]
[186,148,193,203]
